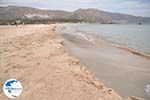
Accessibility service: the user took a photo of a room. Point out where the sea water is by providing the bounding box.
[57,23,150,99]
[59,23,150,55]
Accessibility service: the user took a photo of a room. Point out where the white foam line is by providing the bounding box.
[145,83,150,97]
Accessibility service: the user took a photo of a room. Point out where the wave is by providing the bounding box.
[108,43,150,59]
[57,25,150,59]
[145,83,150,97]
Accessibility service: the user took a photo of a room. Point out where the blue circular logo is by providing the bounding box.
[3,79,23,99]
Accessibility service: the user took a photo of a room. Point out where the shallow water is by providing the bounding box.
[59,23,150,55]
[57,23,150,99]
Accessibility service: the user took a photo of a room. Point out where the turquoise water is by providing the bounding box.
[60,23,150,55]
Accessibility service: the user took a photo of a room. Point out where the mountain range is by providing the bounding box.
[0,6,150,24]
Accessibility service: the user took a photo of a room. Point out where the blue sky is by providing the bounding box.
[0,0,150,17]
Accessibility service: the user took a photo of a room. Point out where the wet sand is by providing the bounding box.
[61,33,150,100]
[0,25,122,100]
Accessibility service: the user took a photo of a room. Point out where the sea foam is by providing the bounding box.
[145,83,150,97]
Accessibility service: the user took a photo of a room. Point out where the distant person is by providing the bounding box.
[15,21,18,27]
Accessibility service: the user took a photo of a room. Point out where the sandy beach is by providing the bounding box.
[0,25,124,100]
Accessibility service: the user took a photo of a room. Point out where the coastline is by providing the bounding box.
[0,24,123,100]
[57,23,150,60]
[58,26,150,99]
[108,43,150,60]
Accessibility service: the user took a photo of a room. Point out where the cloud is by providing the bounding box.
[0,0,97,5]
[95,0,150,17]
[72,0,97,3]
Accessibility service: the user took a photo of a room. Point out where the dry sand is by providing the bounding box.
[0,25,122,100]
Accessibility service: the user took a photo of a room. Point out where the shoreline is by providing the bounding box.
[58,26,150,99]
[108,43,150,60]
[57,24,150,60]
[0,24,123,100]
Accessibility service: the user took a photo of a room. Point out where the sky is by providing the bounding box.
[0,0,150,17]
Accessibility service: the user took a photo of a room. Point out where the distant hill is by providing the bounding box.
[0,6,150,24]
